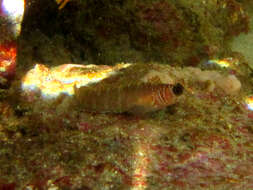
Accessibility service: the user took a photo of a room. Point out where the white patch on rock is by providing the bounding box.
[141,70,175,84]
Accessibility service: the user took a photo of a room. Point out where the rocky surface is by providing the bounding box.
[0,0,253,189]
[18,0,249,67]
[0,63,252,189]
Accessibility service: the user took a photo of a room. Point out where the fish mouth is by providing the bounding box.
[172,83,184,96]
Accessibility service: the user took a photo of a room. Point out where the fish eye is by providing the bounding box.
[172,83,184,96]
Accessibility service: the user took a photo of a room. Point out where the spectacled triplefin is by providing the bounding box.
[74,82,184,114]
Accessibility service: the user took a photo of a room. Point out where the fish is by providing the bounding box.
[74,82,184,114]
